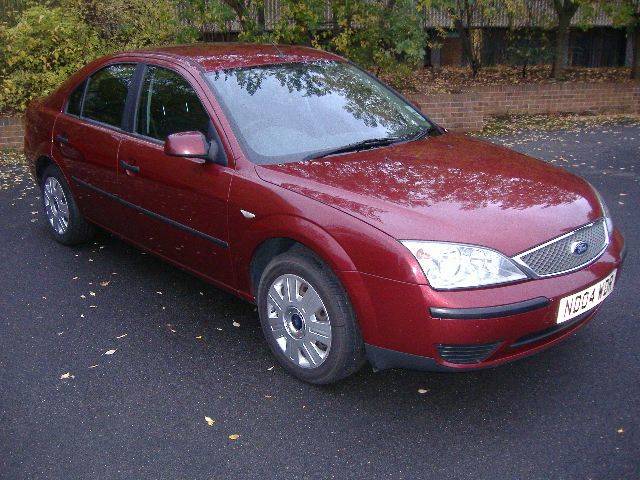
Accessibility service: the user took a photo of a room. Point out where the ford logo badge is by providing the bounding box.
[571,241,589,256]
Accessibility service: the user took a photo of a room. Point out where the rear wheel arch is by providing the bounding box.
[35,155,54,184]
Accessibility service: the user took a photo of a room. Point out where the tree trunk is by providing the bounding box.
[257,3,265,33]
[454,19,480,77]
[552,13,572,78]
[633,25,640,80]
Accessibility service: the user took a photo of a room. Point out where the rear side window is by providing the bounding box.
[136,66,209,141]
[83,64,136,127]
[66,81,85,116]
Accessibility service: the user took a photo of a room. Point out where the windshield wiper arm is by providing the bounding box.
[303,137,400,161]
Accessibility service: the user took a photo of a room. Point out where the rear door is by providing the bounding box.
[115,63,234,286]
[52,63,138,228]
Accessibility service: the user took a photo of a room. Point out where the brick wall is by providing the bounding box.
[0,115,24,150]
[407,81,640,131]
[1,81,639,149]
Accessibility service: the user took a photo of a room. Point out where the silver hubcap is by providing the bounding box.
[266,274,332,369]
[43,177,69,235]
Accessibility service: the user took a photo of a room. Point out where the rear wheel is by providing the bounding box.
[257,247,365,384]
[40,164,94,245]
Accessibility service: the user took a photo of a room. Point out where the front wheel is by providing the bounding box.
[257,247,365,384]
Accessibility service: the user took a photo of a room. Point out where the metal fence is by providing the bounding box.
[0,0,621,31]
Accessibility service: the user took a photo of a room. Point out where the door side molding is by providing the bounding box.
[72,176,229,249]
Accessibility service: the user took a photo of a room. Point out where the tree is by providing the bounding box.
[603,0,640,79]
[549,0,581,78]
[421,1,520,78]
[421,0,484,77]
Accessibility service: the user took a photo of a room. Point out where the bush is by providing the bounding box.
[0,5,102,112]
[0,0,197,113]
[244,0,426,85]
[64,0,197,50]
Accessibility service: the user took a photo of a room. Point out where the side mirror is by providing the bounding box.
[164,131,210,164]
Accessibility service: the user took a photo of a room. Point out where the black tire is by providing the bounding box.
[40,164,94,245]
[257,246,365,384]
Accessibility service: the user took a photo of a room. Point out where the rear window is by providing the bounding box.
[83,64,136,127]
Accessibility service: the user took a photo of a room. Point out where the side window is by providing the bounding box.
[136,66,209,141]
[83,64,136,127]
[66,81,85,116]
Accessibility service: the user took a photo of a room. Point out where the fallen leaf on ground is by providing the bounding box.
[418,388,429,394]
[232,321,240,328]
[228,434,240,440]
[267,366,274,371]
[204,416,215,426]
[196,335,203,339]
[88,365,98,369]
[115,334,127,339]
[617,428,624,434]
[60,372,74,379]
[100,281,110,287]
[104,349,117,355]
[89,291,96,296]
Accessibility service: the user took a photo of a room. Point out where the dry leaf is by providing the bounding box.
[100,281,110,287]
[204,416,215,426]
[60,372,74,379]
[104,349,116,355]
[196,335,203,339]
[228,434,240,440]
[89,291,96,296]
[267,366,274,371]
[232,321,240,328]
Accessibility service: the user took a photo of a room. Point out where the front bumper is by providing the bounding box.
[355,228,626,372]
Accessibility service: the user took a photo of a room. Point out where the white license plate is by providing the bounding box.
[557,270,616,324]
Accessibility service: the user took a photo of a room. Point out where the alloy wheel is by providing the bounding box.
[266,274,332,369]
[43,177,70,235]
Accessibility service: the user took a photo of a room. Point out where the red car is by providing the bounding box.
[24,44,625,384]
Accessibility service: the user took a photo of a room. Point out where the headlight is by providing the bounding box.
[400,241,527,289]
[590,184,613,234]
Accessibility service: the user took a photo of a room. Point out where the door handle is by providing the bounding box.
[55,134,69,145]
[119,159,140,174]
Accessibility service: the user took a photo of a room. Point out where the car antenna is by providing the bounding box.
[271,41,285,58]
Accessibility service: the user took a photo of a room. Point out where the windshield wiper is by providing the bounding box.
[303,137,401,161]
[402,125,440,142]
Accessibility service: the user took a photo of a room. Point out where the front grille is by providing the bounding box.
[437,342,500,364]
[514,219,608,277]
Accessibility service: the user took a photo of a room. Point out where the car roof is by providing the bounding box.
[114,43,344,72]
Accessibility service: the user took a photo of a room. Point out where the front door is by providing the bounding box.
[115,64,234,287]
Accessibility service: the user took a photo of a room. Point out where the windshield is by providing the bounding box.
[205,61,434,165]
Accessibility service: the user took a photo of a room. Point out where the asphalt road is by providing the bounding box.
[1,124,638,480]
